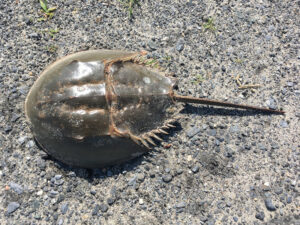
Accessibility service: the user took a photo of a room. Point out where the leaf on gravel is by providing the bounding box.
[39,0,48,12]
[48,7,57,12]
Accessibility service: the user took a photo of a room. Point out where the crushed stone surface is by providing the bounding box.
[0,1,299,224]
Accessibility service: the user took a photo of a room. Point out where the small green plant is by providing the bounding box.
[162,55,172,62]
[192,74,205,84]
[48,28,59,38]
[38,0,57,21]
[145,59,157,65]
[203,18,216,31]
[119,0,139,18]
[234,58,243,64]
[46,45,58,53]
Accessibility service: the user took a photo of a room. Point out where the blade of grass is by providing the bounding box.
[40,0,48,12]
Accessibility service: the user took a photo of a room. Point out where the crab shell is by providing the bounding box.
[25,50,180,168]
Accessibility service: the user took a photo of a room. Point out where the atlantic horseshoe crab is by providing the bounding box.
[25,50,284,168]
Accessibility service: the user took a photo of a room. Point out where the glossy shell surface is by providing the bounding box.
[25,50,178,168]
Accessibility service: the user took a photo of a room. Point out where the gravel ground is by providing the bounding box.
[0,0,299,224]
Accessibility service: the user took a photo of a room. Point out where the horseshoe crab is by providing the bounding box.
[25,50,284,168]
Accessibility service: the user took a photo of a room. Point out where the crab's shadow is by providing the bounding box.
[38,104,273,181]
[36,124,182,182]
[182,104,274,117]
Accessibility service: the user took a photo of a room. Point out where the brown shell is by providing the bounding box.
[25,50,179,168]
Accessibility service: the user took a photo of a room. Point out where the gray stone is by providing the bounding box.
[92,204,100,216]
[208,129,217,136]
[279,120,288,128]
[265,198,276,211]
[176,40,184,52]
[9,182,23,194]
[265,35,271,41]
[258,143,267,151]
[274,187,283,195]
[162,174,172,183]
[128,175,137,186]
[55,174,62,180]
[148,41,158,50]
[4,126,12,133]
[61,203,68,214]
[28,32,39,38]
[100,203,108,213]
[255,211,265,221]
[26,140,35,148]
[107,197,115,205]
[58,218,64,225]
[192,165,199,173]
[17,136,27,145]
[186,127,201,138]
[54,179,64,186]
[229,125,240,133]
[175,202,186,208]
[6,202,20,215]
[137,173,145,183]
[286,196,292,204]
[11,113,20,122]
[266,98,277,110]
[164,167,171,173]
[50,190,59,197]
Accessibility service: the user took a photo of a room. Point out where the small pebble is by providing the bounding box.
[286,196,292,204]
[107,197,115,205]
[255,211,265,221]
[50,190,59,197]
[61,203,68,214]
[192,165,200,173]
[221,65,226,72]
[6,202,20,215]
[162,174,172,183]
[92,204,99,216]
[279,120,288,128]
[186,127,201,138]
[266,98,277,110]
[128,175,137,186]
[265,198,276,211]
[55,174,62,180]
[229,125,240,133]
[175,202,186,208]
[137,173,145,182]
[148,41,158,50]
[9,182,23,194]
[208,129,217,136]
[176,39,184,52]
[100,203,108,213]
[58,218,63,225]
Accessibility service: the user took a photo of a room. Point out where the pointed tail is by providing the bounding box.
[173,95,285,114]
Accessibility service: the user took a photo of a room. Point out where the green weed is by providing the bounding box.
[203,18,216,32]
[48,28,59,38]
[46,45,58,53]
[192,74,205,84]
[119,0,139,18]
[38,0,57,21]
[234,58,243,64]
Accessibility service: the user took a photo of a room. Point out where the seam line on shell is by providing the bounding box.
[104,52,146,139]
